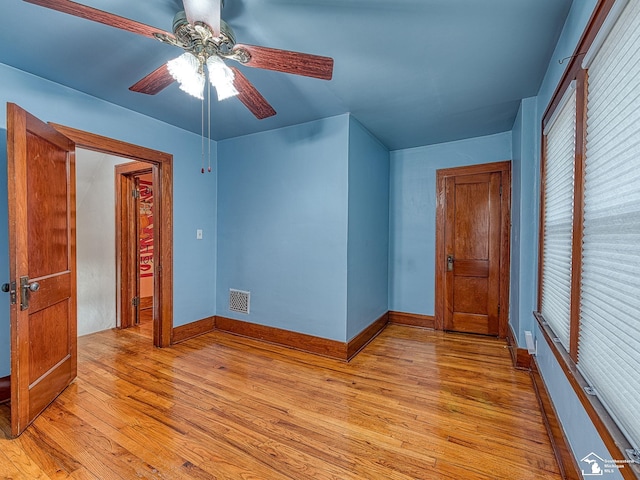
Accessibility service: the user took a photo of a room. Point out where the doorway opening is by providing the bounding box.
[115,162,155,339]
[51,123,174,347]
[137,171,155,336]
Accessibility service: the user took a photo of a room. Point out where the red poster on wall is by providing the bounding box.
[139,178,153,278]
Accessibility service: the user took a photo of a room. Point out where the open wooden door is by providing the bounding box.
[115,162,153,331]
[6,103,77,436]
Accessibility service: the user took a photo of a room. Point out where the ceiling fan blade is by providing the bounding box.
[129,64,176,95]
[232,44,334,80]
[230,67,276,119]
[183,0,221,35]
[23,0,175,40]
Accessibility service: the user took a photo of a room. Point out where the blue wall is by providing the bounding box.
[388,132,512,315]
[217,115,350,341]
[509,103,523,340]
[0,63,218,376]
[217,114,391,342]
[510,96,538,345]
[346,116,390,340]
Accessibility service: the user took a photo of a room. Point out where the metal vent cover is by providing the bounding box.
[229,289,250,314]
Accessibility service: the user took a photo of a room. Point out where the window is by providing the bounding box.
[537,0,640,471]
[540,83,577,350]
[579,0,640,457]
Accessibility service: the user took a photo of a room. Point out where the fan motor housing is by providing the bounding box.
[172,10,189,34]
[172,10,236,55]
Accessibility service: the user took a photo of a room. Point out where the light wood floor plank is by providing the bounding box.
[0,324,561,479]
[0,446,53,480]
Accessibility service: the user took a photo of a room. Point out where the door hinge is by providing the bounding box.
[498,304,501,315]
[500,184,503,196]
[132,189,140,199]
[132,296,140,307]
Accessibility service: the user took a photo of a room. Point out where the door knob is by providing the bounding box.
[2,281,17,304]
[447,255,454,272]
[20,276,39,311]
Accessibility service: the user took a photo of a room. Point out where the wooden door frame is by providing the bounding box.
[115,162,153,331]
[434,160,511,338]
[50,124,173,348]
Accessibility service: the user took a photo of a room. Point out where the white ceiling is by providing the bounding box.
[0,0,573,150]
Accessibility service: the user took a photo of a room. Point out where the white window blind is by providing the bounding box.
[540,84,577,350]
[580,0,640,450]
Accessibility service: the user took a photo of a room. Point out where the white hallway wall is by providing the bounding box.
[76,148,130,336]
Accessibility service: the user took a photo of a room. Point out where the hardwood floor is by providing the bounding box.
[132,306,154,339]
[0,325,561,479]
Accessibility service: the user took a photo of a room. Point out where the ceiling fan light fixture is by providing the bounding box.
[214,80,239,101]
[167,52,204,99]
[206,56,238,101]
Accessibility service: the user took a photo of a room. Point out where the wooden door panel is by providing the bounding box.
[453,277,488,314]
[27,356,73,426]
[27,272,71,313]
[451,313,492,335]
[453,259,488,277]
[444,171,501,336]
[7,103,77,437]
[29,301,71,382]
[26,132,70,278]
[453,182,490,259]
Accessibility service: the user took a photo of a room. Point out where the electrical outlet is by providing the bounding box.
[196,229,203,240]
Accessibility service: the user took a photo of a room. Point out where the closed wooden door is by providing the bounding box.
[438,164,509,337]
[7,103,77,436]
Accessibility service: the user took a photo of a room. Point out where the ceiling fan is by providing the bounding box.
[23,0,334,120]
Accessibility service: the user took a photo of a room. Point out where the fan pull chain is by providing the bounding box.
[208,80,212,172]
[200,72,214,174]
[201,88,205,174]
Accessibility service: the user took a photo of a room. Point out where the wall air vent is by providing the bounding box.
[229,289,250,314]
